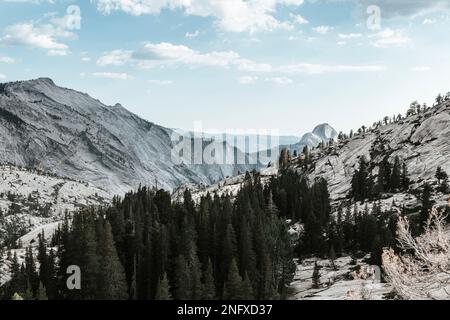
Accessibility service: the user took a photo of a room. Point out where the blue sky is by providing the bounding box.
[1,0,450,135]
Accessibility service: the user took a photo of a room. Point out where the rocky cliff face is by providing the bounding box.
[301,102,450,203]
[0,78,258,195]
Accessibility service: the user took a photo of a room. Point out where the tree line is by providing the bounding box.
[1,175,296,300]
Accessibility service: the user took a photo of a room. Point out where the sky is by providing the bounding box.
[1,0,450,136]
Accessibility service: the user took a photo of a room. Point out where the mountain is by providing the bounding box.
[252,123,338,163]
[301,103,450,205]
[173,128,300,153]
[297,123,338,150]
[0,78,259,195]
[186,99,450,213]
[178,98,450,300]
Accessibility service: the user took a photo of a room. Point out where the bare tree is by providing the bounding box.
[382,208,450,300]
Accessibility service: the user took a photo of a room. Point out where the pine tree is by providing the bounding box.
[97,221,128,300]
[241,273,254,300]
[36,282,48,300]
[80,213,99,299]
[278,148,291,170]
[260,255,276,300]
[155,273,172,300]
[351,156,372,201]
[312,261,321,289]
[390,156,401,191]
[173,255,190,300]
[420,183,433,230]
[401,162,410,191]
[202,259,216,300]
[223,259,243,300]
[435,167,449,193]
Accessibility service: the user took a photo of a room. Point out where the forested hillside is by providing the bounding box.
[0,176,295,300]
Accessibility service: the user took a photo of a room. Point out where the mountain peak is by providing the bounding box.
[312,123,338,142]
[299,123,338,148]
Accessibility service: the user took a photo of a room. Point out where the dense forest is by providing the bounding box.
[0,174,296,300]
[0,150,448,300]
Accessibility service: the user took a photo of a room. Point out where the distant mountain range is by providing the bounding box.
[0,78,260,195]
[0,78,339,196]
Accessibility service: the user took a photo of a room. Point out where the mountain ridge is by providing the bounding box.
[0,78,259,195]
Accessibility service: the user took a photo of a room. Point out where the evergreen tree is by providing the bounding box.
[202,259,216,300]
[435,167,449,193]
[223,259,243,300]
[155,273,172,300]
[97,221,128,300]
[390,156,401,191]
[420,183,433,230]
[36,282,48,300]
[312,262,321,289]
[241,273,254,300]
[79,212,99,299]
[401,162,410,191]
[173,255,190,300]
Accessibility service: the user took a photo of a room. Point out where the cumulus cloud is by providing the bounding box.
[92,0,304,33]
[97,42,385,76]
[96,49,132,66]
[0,11,78,56]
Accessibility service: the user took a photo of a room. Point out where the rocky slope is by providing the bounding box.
[0,165,110,246]
[0,78,258,195]
[297,101,450,211]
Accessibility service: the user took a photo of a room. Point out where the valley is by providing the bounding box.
[0,78,449,300]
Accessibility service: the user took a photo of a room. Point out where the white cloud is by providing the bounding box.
[97,49,132,66]
[0,56,15,63]
[265,77,293,85]
[148,79,173,85]
[0,73,6,79]
[338,33,362,39]
[370,28,412,48]
[423,18,436,25]
[93,72,131,80]
[185,30,200,39]
[290,13,309,25]
[411,66,431,72]
[237,58,273,73]
[354,0,450,19]
[131,42,241,69]
[313,25,334,34]
[238,76,258,84]
[0,12,78,56]
[93,0,304,33]
[98,42,385,77]
[279,63,384,74]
